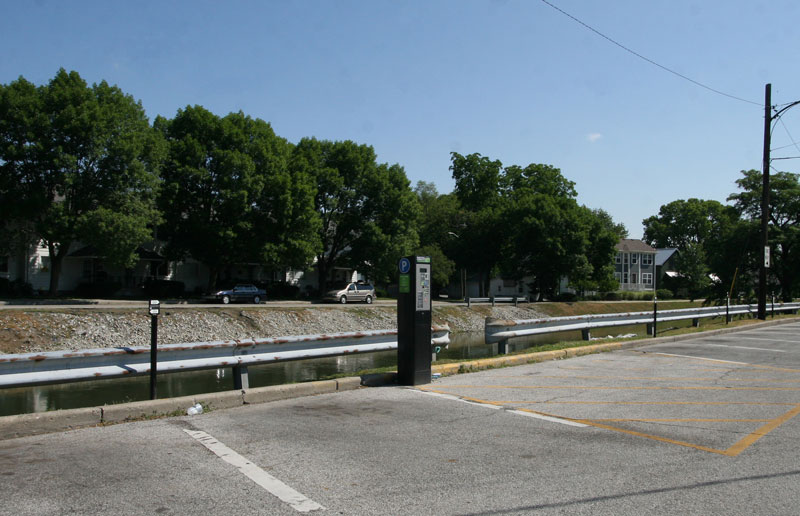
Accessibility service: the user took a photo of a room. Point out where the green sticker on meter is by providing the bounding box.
[399,274,410,293]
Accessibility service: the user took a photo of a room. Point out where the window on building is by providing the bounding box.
[615,253,621,264]
[623,273,629,283]
[643,273,653,285]
[623,254,629,264]
[631,273,638,284]
[631,253,638,264]
[642,254,653,265]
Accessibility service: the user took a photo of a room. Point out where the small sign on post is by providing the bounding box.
[764,246,771,268]
[148,300,160,400]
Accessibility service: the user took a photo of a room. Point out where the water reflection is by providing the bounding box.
[1,326,652,417]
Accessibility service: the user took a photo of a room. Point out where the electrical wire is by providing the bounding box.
[771,140,800,152]
[777,118,800,155]
[538,0,761,106]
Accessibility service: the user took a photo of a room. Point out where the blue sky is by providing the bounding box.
[3,0,800,238]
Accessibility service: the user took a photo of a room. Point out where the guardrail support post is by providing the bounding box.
[646,323,654,336]
[233,365,249,390]
[726,297,731,324]
[498,339,509,354]
[491,297,496,307]
[467,297,471,308]
[581,329,591,341]
[692,318,700,328]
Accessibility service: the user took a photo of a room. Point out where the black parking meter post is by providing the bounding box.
[397,256,432,386]
[148,300,160,400]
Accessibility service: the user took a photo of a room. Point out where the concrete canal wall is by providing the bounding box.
[0,304,547,354]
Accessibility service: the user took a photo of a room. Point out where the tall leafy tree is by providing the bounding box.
[450,152,506,296]
[728,169,800,300]
[0,69,162,294]
[414,182,458,292]
[293,138,419,292]
[157,107,319,290]
[643,198,729,249]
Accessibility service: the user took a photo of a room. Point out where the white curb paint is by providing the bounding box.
[184,429,324,513]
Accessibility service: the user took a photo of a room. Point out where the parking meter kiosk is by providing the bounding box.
[397,256,432,385]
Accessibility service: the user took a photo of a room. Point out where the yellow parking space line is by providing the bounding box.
[588,418,771,423]
[570,419,729,455]
[418,387,800,456]
[725,404,800,457]
[650,353,800,373]
[503,406,731,455]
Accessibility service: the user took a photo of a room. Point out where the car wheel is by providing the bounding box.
[253,296,261,304]
[222,295,230,304]
[365,295,373,304]
[339,296,347,304]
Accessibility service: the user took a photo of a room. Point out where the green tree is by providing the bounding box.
[157,107,318,290]
[293,138,419,292]
[450,152,506,296]
[570,208,626,295]
[643,198,729,249]
[413,182,459,293]
[728,169,800,300]
[0,70,162,294]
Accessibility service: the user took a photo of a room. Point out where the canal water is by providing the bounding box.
[1,326,647,417]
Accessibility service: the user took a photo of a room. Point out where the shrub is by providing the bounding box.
[656,289,673,300]
[141,279,185,298]
[268,282,300,299]
[554,292,578,302]
[0,279,35,297]
[75,281,123,298]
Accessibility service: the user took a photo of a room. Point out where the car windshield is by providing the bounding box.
[328,283,351,291]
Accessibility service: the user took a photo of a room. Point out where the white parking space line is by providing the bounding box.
[507,410,588,427]
[703,343,788,352]
[184,430,324,513]
[413,389,585,427]
[653,353,749,365]
[735,336,800,345]
[412,388,503,409]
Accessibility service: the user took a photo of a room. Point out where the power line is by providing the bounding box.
[777,118,800,155]
[539,0,761,106]
[771,140,800,152]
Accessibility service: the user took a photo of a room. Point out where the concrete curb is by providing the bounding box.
[0,377,363,440]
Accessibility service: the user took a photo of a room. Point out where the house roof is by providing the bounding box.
[655,248,678,267]
[615,239,656,253]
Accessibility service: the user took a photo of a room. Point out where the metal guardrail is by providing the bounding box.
[485,303,800,353]
[0,325,451,389]
[467,296,528,307]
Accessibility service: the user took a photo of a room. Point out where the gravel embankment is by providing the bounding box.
[0,305,546,354]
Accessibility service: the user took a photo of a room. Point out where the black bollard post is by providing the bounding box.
[148,300,160,400]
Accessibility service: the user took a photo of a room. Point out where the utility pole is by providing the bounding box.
[758,84,771,320]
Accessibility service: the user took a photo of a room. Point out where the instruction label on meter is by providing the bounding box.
[415,264,431,311]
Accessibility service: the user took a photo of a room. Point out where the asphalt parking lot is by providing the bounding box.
[2,319,800,515]
[423,322,800,457]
